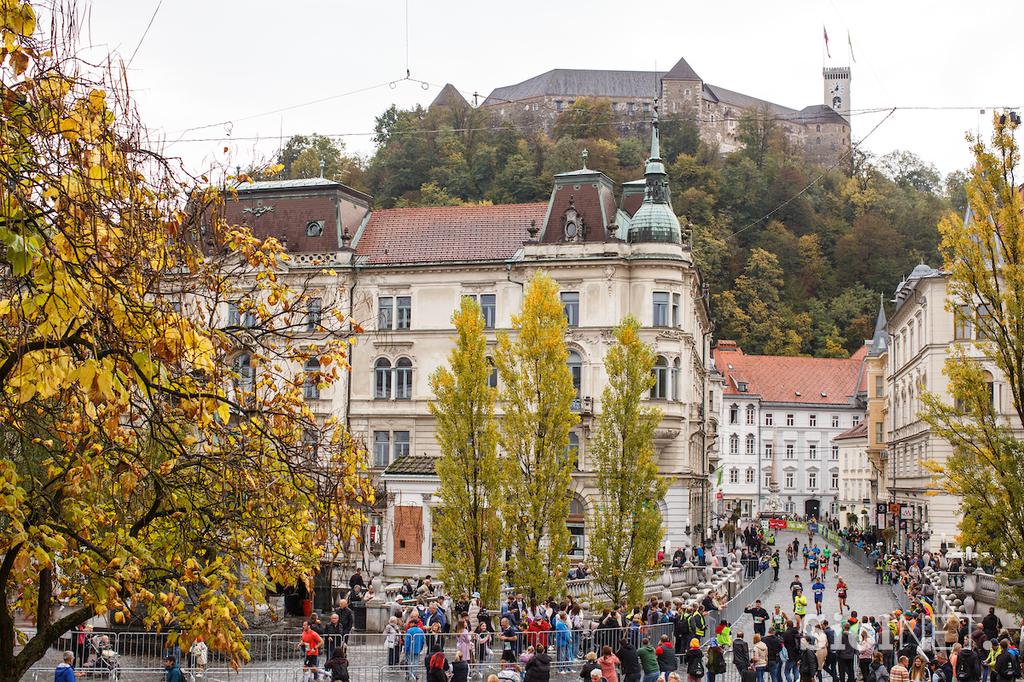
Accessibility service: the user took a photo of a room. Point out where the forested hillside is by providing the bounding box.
[269,98,964,358]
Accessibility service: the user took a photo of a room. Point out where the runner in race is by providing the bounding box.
[811,577,826,616]
[836,577,848,615]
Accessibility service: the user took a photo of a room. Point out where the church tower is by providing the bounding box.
[823,66,851,122]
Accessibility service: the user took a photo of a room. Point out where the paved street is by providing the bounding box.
[732,530,899,635]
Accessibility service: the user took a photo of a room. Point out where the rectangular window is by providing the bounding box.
[378,296,393,330]
[729,469,738,484]
[809,443,818,459]
[745,468,754,484]
[745,436,755,455]
[786,444,794,459]
[875,375,884,398]
[653,292,670,327]
[764,473,772,488]
[832,414,840,428]
[831,445,839,460]
[395,296,412,330]
[809,414,817,427]
[672,293,681,328]
[480,294,496,329]
[393,431,410,460]
[561,292,580,327]
[852,415,860,426]
[306,298,322,332]
[765,413,774,426]
[746,407,755,425]
[831,472,839,489]
[764,442,773,459]
[875,421,884,443]
[976,305,992,340]
[808,472,817,489]
[954,305,973,341]
[786,414,794,427]
[373,431,390,468]
[729,405,738,424]
[785,472,794,489]
[227,301,240,327]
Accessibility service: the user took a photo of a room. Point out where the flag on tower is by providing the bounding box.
[847,31,857,63]
[823,25,832,58]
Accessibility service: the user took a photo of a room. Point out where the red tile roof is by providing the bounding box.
[355,203,548,264]
[713,342,867,405]
[833,421,868,441]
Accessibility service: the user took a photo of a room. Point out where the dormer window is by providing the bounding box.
[737,381,748,393]
[306,220,325,237]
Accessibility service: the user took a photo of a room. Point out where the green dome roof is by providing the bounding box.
[628,107,682,244]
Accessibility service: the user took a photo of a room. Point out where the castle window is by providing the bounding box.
[816,136,822,144]
[643,102,651,113]
[816,124,821,132]
[555,100,563,112]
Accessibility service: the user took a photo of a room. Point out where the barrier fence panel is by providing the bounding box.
[721,568,774,626]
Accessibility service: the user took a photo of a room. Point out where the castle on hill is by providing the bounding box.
[450,56,852,167]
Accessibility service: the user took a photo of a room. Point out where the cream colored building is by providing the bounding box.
[225,119,716,580]
[885,264,1022,552]
[833,422,870,528]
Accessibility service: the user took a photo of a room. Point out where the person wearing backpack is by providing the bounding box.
[684,639,705,682]
[707,642,728,682]
[995,639,1019,682]
[957,645,982,682]
[324,645,351,682]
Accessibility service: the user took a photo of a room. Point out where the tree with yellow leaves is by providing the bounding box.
[0,4,370,679]
[494,273,577,600]
[921,114,1024,614]
[587,317,667,605]
[429,297,504,606]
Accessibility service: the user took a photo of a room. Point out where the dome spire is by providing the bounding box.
[645,100,665,179]
[627,103,681,244]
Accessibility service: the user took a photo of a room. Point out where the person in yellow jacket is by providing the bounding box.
[793,589,808,628]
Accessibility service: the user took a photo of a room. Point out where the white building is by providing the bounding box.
[713,340,867,519]
[833,422,871,528]
[225,118,718,579]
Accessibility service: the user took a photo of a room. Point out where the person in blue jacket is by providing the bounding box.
[555,611,574,670]
[54,651,76,682]
[405,619,427,681]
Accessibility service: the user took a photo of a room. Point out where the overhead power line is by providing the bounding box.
[726,107,898,240]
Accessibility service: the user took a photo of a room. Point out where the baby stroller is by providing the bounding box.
[84,636,121,681]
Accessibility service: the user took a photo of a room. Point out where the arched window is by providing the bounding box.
[651,356,668,400]
[486,356,498,388]
[729,434,739,455]
[567,495,586,558]
[233,352,253,394]
[729,404,739,424]
[745,434,755,455]
[567,350,582,399]
[982,370,996,410]
[672,358,681,401]
[303,358,320,400]
[374,358,392,400]
[395,357,413,400]
[566,432,580,470]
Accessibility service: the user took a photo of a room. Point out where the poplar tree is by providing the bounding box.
[495,273,577,599]
[429,298,503,605]
[921,114,1024,614]
[588,317,668,604]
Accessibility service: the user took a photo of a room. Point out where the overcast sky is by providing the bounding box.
[82,0,1021,181]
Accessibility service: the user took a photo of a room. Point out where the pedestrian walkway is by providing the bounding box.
[731,530,898,636]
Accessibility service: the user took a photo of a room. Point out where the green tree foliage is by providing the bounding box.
[553,98,616,141]
[494,273,577,599]
[276,133,366,190]
[429,298,504,606]
[588,317,668,605]
[920,115,1024,614]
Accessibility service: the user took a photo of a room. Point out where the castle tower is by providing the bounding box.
[823,66,851,121]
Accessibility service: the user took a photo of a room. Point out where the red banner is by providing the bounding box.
[769,518,788,530]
